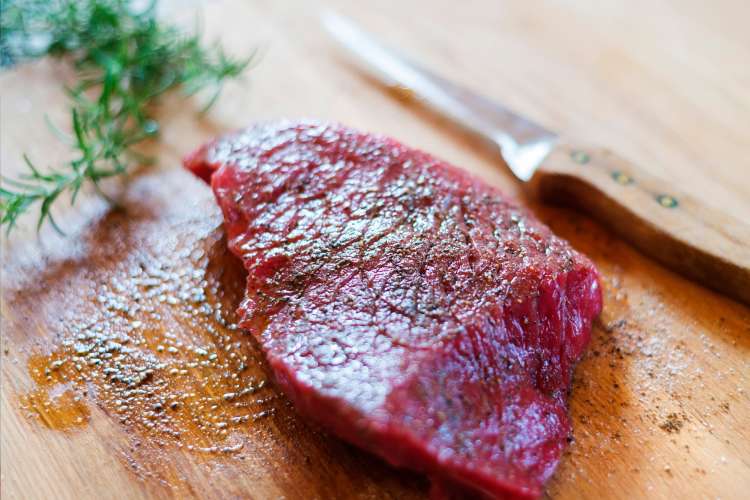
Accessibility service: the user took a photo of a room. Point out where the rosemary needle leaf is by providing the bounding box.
[0,0,251,234]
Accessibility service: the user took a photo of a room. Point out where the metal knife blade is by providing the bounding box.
[321,10,558,181]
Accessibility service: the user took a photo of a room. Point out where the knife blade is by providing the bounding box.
[321,11,750,306]
[321,10,556,182]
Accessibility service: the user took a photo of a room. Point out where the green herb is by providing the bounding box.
[0,0,251,233]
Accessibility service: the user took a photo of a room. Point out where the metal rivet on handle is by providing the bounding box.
[570,150,590,164]
[612,171,634,185]
[388,84,415,102]
[656,194,678,208]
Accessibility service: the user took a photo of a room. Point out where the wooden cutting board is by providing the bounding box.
[2,1,749,498]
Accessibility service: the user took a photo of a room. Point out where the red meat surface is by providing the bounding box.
[185,121,602,499]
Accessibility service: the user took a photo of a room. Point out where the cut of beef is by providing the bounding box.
[185,121,602,499]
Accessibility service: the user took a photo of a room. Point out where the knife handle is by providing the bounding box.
[530,143,750,306]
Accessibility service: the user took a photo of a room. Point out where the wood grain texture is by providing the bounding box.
[531,143,750,305]
[1,1,749,499]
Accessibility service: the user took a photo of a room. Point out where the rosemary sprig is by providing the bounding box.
[0,0,251,233]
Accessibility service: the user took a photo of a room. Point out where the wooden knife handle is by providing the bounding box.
[530,143,750,306]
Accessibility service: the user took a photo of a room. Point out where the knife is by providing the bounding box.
[322,11,750,306]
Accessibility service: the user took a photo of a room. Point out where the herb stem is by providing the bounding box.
[0,0,251,233]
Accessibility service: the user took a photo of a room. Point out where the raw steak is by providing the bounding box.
[185,121,602,499]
